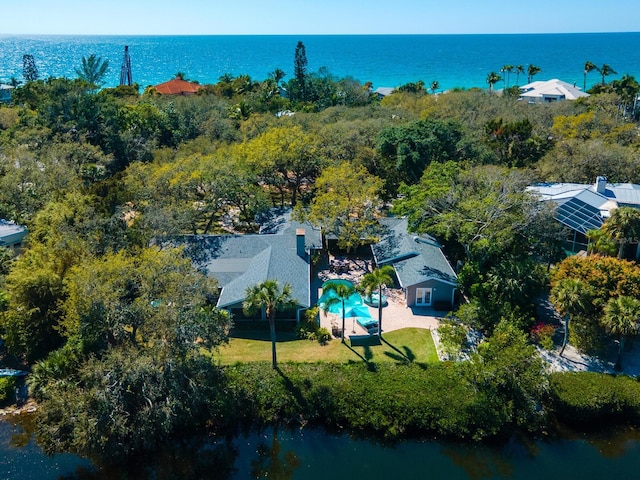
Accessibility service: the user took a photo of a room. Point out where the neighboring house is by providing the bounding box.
[0,219,27,251]
[528,176,640,255]
[0,84,13,103]
[153,78,201,96]
[519,79,589,103]
[179,213,322,321]
[374,87,395,98]
[371,218,457,309]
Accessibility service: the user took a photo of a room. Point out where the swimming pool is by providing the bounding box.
[318,279,363,314]
[318,280,377,330]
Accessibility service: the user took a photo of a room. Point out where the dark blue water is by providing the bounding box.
[1,33,639,91]
[2,418,640,480]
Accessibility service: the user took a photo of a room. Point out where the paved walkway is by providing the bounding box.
[313,254,446,338]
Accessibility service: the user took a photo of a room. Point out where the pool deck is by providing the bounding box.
[313,254,447,337]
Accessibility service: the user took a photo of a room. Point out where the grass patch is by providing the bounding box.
[215,327,438,365]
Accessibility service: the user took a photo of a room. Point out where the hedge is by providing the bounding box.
[223,362,520,440]
[549,371,640,425]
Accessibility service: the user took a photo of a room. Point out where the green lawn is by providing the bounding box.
[215,327,439,364]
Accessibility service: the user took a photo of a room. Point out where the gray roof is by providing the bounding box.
[371,218,457,288]
[179,220,315,309]
[0,220,27,247]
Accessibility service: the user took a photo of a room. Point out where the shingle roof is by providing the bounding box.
[179,220,317,309]
[371,218,457,288]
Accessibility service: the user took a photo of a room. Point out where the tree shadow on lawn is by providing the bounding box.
[381,337,417,365]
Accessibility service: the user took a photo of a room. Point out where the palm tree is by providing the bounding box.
[430,80,440,95]
[360,266,395,337]
[515,65,525,85]
[599,64,617,85]
[269,68,287,87]
[585,228,617,257]
[601,206,640,259]
[75,54,110,87]
[321,281,356,343]
[501,65,513,87]
[243,279,297,368]
[486,71,502,94]
[602,296,640,370]
[527,64,541,83]
[583,61,598,91]
[611,74,640,117]
[550,278,591,356]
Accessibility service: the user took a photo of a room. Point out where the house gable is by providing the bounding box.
[372,218,457,289]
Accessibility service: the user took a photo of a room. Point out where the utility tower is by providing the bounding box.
[119,45,132,86]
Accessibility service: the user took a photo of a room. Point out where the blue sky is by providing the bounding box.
[3,0,638,35]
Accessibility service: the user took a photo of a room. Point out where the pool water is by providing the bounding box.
[318,280,377,330]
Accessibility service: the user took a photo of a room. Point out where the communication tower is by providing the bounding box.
[119,46,132,86]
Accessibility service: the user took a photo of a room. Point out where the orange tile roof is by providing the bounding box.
[154,78,201,95]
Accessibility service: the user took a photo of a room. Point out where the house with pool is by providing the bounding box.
[372,218,457,309]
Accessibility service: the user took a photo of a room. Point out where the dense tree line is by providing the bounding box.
[1,47,640,461]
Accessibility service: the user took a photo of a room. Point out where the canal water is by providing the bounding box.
[2,416,639,479]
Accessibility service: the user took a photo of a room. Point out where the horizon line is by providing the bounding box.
[1,31,639,37]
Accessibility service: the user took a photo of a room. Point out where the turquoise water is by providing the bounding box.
[1,33,639,91]
[318,279,363,314]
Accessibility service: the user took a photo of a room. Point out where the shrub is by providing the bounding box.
[531,323,555,350]
[315,327,331,345]
[0,376,17,407]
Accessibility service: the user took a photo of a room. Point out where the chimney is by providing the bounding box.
[296,229,306,258]
[595,176,607,194]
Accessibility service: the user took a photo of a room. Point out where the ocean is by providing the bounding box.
[0,33,639,92]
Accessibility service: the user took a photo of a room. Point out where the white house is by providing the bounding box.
[519,79,589,103]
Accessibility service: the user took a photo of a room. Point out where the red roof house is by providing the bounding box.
[153,78,201,96]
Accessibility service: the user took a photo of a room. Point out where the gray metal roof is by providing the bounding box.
[0,220,27,247]
[371,218,457,288]
[179,221,312,309]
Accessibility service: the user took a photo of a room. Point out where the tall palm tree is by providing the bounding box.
[243,279,296,368]
[599,64,617,85]
[583,60,598,91]
[321,281,356,343]
[527,64,541,84]
[602,206,640,259]
[515,65,525,85]
[602,296,640,370]
[360,266,395,337]
[430,80,440,95]
[486,71,502,94]
[76,54,110,87]
[550,278,591,356]
[501,65,513,87]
